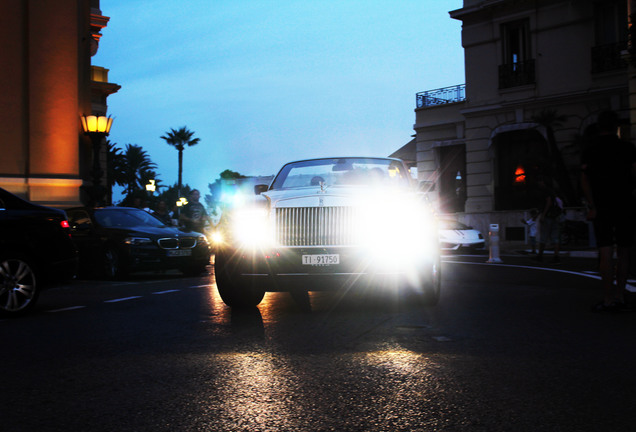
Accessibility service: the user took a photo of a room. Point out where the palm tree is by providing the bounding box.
[160,126,201,199]
[120,144,157,199]
[106,141,126,205]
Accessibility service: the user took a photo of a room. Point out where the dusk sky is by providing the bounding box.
[93,0,464,200]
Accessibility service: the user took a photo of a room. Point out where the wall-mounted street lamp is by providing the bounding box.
[81,115,113,134]
[81,115,113,206]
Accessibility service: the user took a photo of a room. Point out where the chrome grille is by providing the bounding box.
[158,237,197,249]
[275,206,359,246]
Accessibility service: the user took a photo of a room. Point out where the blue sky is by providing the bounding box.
[93,0,464,200]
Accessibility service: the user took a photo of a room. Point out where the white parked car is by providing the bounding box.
[214,157,441,308]
[438,219,485,251]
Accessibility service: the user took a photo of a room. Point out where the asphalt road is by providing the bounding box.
[2,253,635,432]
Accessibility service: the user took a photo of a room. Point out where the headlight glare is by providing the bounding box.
[231,208,274,248]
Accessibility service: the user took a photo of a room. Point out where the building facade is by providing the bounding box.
[411,0,629,245]
[0,0,119,208]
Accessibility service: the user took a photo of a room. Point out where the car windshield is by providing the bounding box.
[439,220,470,230]
[94,208,167,228]
[270,158,412,190]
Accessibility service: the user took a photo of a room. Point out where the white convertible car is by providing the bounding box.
[214,157,441,308]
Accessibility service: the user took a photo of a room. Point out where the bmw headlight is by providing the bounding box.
[124,237,153,246]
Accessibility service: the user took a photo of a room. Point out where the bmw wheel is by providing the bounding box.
[0,257,39,317]
[102,247,126,280]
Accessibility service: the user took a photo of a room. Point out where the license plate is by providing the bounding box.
[302,254,339,266]
[167,249,192,257]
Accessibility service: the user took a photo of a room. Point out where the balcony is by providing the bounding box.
[498,59,535,89]
[591,41,627,73]
[416,84,466,108]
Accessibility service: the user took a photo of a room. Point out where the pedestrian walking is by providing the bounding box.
[179,189,211,234]
[522,209,539,254]
[581,110,636,312]
[536,179,563,264]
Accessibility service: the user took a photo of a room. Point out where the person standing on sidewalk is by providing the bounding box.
[581,110,636,312]
[179,189,211,234]
[536,179,563,264]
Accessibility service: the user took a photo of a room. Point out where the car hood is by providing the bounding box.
[263,186,414,208]
[101,225,202,238]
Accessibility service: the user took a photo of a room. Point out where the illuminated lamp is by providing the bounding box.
[176,197,188,207]
[514,165,526,184]
[145,179,156,193]
[81,115,113,134]
[81,115,114,206]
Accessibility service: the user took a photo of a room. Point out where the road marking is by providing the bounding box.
[189,284,212,288]
[444,260,636,292]
[104,296,143,303]
[433,336,452,342]
[152,289,180,295]
[46,306,86,313]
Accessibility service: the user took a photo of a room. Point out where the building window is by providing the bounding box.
[438,144,466,213]
[591,0,627,73]
[494,129,549,211]
[499,19,535,89]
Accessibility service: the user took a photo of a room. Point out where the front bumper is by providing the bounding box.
[220,246,438,291]
[125,245,211,270]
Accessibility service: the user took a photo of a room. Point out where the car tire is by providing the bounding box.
[0,256,40,317]
[214,250,265,308]
[102,247,126,280]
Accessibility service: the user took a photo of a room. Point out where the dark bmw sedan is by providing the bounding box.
[0,187,78,316]
[65,207,211,279]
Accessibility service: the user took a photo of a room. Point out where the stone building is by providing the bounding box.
[0,0,119,208]
[409,0,629,246]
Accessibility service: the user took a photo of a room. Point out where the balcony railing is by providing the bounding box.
[591,41,628,73]
[416,84,466,108]
[498,59,535,89]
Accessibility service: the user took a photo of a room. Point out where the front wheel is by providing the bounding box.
[214,250,265,308]
[102,247,127,280]
[0,256,39,317]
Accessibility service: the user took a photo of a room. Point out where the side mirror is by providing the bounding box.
[254,184,268,195]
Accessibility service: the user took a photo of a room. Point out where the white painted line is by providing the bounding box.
[189,284,212,288]
[433,336,452,342]
[152,289,180,295]
[46,306,86,313]
[444,260,636,292]
[104,296,143,303]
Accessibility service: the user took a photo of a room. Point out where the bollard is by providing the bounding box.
[487,223,503,263]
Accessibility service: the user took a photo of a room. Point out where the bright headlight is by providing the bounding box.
[124,237,153,245]
[355,196,437,263]
[231,208,274,248]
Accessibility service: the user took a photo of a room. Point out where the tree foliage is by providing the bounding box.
[107,143,158,206]
[160,126,201,197]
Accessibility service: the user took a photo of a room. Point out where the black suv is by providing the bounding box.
[0,187,78,316]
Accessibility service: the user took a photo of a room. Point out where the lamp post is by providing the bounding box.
[81,115,113,206]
